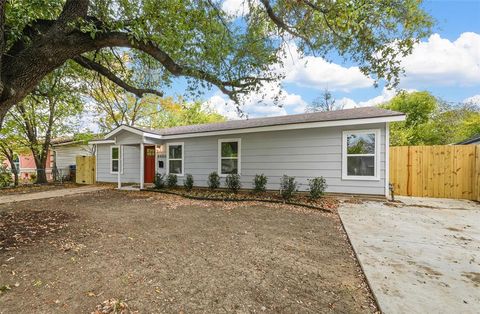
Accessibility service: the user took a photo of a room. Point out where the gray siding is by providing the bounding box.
[96,123,387,195]
[166,123,386,195]
[96,144,141,183]
[53,145,92,171]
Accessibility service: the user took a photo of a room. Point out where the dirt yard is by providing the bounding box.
[0,182,79,196]
[0,189,377,313]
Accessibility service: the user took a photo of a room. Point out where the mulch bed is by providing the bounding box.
[144,188,338,212]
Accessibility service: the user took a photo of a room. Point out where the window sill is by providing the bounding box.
[341,175,380,181]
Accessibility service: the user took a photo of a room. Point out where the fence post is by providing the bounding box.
[476,145,480,202]
[407,146,413,196]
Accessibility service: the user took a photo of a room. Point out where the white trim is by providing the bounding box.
[342,129,380,181]
[385,123,390,197]
[140,143,144,189]
[166,142,184,176]
[88,140,115,145]
[95,144,98,183]
[117,145,122,189]
[154,144,158,174]
[218,138,241,176]
[162,116,405,140]
[52,141,86,147]
[110,145,123,175]
[104,125,162,140]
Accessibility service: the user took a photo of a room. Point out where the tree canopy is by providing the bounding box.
[306,88,343,112]
[381,91,480,146]
[0,0,433,124]
[3,67,84,183]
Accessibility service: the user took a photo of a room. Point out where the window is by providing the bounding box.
[218,139,241,175]
[167,143,184,175]
[12,154,19,172]
[342,130,379,180]
[111,146,121,174]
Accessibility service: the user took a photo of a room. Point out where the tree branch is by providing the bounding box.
[58,0,89,23]
[72,55,164,98]
[259,0,314,47]
[93,32,268,96]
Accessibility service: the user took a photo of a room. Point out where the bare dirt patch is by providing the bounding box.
[0,182,79,196]
[0,190,377,313]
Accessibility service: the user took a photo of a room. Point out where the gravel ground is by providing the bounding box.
[0,189,377,313]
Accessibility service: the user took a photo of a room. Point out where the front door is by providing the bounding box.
[144,146,156,183]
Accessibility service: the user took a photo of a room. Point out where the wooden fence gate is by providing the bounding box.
[76,156,96,185]
[390,145,480,201]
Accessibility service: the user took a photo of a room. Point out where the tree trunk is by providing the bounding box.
[5,155,19,186]
[13,168,18,186]
[33,155,48,184]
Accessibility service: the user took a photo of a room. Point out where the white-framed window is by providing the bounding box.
[110,146,123,174]
[166,142,184,176]
[13,154,20,173]
[342,129,380,180]
[218,138,241,176]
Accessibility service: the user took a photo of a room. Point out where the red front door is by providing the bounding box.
[144,146,156,183]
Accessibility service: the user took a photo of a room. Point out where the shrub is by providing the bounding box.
[308,177,327,199]
[226,174,241,193]
[166,174,178,188]
[0,165,12,188]
[280,175,297,200]
[153,173,165,189]
[184,174,194,191]
[253,174,268,193]
[207,171,220,190]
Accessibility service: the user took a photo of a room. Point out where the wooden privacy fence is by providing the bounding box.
[390,145,480,201]
[76,156,96,185]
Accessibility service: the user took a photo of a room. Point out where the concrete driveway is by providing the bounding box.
[0,186,109,204]
[339,196,480,314]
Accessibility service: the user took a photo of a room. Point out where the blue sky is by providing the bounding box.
[166,0,480,119]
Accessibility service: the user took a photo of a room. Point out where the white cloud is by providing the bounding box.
[401,32,480,87]
[221,0,255,17]
[205,82,308,119]
[463,94,480,105]
[337,88,418,109]
[278,44,374,91]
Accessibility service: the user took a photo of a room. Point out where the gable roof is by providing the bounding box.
[51,134,103,146]
[455,134,480,145]
[96,107,405,141]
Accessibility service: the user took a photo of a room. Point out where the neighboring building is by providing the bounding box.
[90,107,405,197]
[455,135,480,145]
[51,137,95,178]
[3,151,53,181]
[2,136,97,182]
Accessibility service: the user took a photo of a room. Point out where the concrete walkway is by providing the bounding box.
[339,197,480,314]
[0,186,110,204]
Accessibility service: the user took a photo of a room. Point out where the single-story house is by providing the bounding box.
[89,107,405,197]
[51,137,94,177]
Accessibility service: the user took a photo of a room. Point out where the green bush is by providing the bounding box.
[0,165,12,188]
[166,174,178,188]
[280,175,297,200]
[253,174,268,193]
[226,174,241,193]
[207,171,220,190]
[184,174,194,191]
[308,177,327,199]
[153,173,165,189]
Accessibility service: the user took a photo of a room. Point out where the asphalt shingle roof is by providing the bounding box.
[135,107,404,136]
